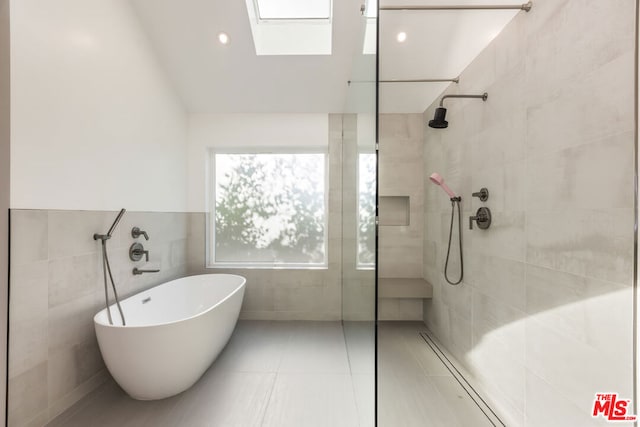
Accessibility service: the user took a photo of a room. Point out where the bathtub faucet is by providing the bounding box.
[133,268,160,275]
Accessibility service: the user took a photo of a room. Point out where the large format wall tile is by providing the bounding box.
[8,262,48,379]
[9,209,190,427]
[7,362,48,427]
[378,114,425,320]
[11,211,48,267]
[526,209,634,285]
[48,211,120,260]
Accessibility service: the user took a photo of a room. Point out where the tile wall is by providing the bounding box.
[378,114,425,321]
[422,0,636,425]
[8,210,189,426]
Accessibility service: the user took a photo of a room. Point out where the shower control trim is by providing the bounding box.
[472,188,489,202]
[469,207,491,230]
[130,242,149,262]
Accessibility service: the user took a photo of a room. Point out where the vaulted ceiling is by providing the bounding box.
[131,0,521,113]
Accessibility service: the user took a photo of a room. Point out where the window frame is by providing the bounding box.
[206,147,329,270]
[253,0,332,21]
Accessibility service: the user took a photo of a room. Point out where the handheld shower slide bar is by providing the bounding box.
[379,1,532,12]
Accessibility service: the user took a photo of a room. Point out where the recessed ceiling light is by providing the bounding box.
[396,32,407,43]
[218,32,230,45]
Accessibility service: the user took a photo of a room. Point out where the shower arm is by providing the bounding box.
[439,93,488,107]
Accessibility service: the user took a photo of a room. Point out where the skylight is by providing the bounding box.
[256,0,331,20]
[245,0,333,55]
[364,0,377,18]
[363,0,377,54]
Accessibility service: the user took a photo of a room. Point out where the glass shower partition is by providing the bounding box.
[341,1,377,426]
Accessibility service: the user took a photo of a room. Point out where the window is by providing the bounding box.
[357,152,376,268]
[244,0,333,55]
[209,150,327,268]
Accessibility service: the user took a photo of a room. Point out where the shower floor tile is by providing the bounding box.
[46,320,493,427]
[377,322,496,427]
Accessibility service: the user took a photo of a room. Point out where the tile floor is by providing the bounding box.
[46,321,492,427]
[377,322,495,427]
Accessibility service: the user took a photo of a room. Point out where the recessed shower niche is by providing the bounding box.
[379,195,410,226]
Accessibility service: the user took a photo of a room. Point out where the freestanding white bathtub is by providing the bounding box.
[94,274,246,400]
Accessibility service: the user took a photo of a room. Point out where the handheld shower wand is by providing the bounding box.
[93,208,125,241]
[429,173,458,200]
[94,209,127,325]
[429,173,463,285]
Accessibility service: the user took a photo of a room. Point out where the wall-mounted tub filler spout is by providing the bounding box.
[428,92,488,129]
[94,209,127,326]
[133,268,160,275]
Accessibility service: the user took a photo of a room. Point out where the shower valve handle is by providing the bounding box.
[469,207,492,230]
[472,188,489,202]
[133,248,149,262]
[132,227,149,240]
[130,242,150,262]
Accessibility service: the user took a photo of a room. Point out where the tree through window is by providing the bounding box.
[211,152,327,267]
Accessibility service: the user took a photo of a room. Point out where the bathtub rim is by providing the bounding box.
[94,273,246,330]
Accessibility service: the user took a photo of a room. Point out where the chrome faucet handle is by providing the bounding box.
[132,227,149,240]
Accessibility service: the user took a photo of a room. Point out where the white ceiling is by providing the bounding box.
[130,0,522,114]
[379,0,519,112]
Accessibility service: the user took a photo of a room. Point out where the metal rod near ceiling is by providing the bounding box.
[348,78,460,84]
[379,1,532,12]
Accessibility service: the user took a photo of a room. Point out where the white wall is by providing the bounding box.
[10,0,188,212]
[187,113,329,212]
[0,0,10,422]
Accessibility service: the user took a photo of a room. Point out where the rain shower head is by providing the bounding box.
[429,172,457,199]
[428,107,448,129]
[428,92,488,129]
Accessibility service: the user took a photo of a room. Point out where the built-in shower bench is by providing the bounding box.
[378,278,433,299]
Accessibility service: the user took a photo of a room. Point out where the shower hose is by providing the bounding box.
[100,240,126,325]
[444,198,463,285]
